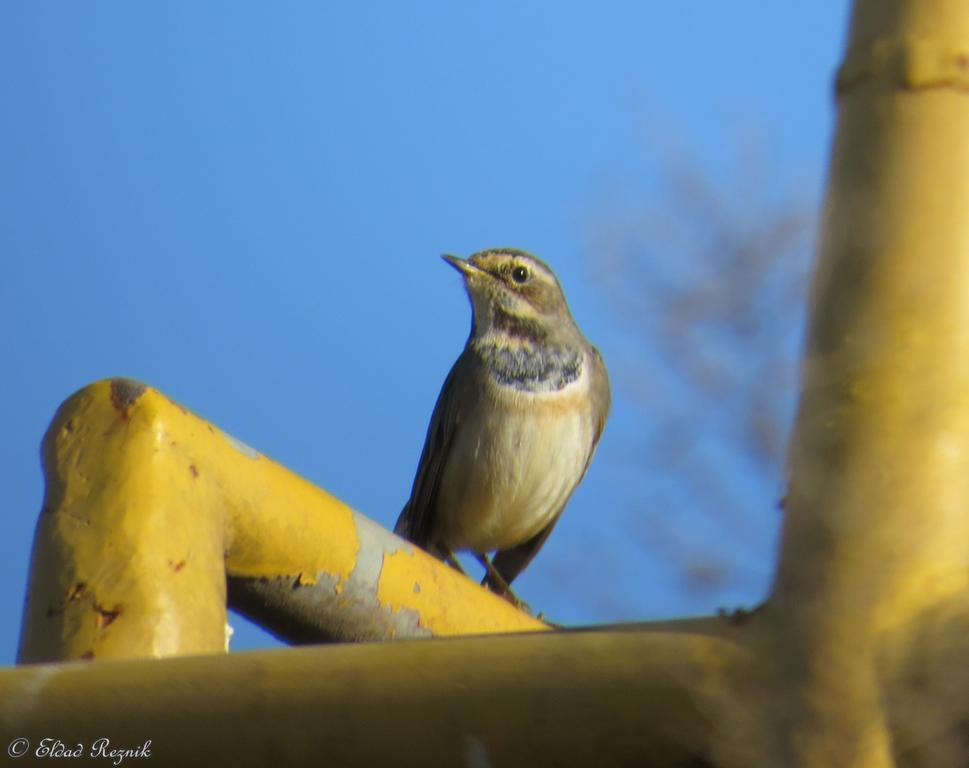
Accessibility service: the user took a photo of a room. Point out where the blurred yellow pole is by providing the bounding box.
[18,378,543,663]
[769,0,969,765]
[2,627,747,767]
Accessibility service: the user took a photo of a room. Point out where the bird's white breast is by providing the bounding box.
[437,368,595,553]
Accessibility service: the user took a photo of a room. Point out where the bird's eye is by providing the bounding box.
[511,265,530,284]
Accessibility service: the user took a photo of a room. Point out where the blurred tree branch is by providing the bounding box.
[591,137,814,599]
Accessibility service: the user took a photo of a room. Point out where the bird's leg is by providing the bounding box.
[442,547,471,579]
[440,547,535,615]
[476,552,511,592]
[474,553,531,614]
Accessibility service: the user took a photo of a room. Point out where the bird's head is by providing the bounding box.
[442,248,573,341]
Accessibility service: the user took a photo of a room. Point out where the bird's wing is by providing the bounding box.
[587,345,611,448]
[394,348,479,552]
[489,345,611,588]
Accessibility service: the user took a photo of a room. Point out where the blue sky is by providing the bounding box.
[0,2,850,661]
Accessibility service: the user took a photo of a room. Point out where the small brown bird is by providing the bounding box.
[395,248,610,599]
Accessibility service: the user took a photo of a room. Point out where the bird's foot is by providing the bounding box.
[475,553,534,614]
[499,588,533,614]
[535,613,564,628]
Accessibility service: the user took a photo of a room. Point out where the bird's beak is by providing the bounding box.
[441,253,482,278]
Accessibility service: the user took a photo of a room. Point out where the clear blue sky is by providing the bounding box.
[0,2,850,661]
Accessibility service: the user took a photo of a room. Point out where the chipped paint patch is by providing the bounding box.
[223,431,260,460]
[109,378,146,419]
[94,603,121,630]
[465,735,493,768]
[342,512,428,637]
[67,582,86,601]
[1,663,63,730]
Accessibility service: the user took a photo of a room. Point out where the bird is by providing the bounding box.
[394,248,610,604]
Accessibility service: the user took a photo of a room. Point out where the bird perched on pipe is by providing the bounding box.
[395,248,610,605]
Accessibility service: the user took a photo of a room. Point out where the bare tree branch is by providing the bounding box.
[591,136,814,600]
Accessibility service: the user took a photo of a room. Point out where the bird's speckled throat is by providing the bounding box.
[474,340,583,393]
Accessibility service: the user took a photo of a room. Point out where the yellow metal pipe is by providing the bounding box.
[2,627,751,768]
[769,0,969,765]
[19,378,544,663]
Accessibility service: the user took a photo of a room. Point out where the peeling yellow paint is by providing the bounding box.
[295,572,317,587]
[377,549,546,635]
